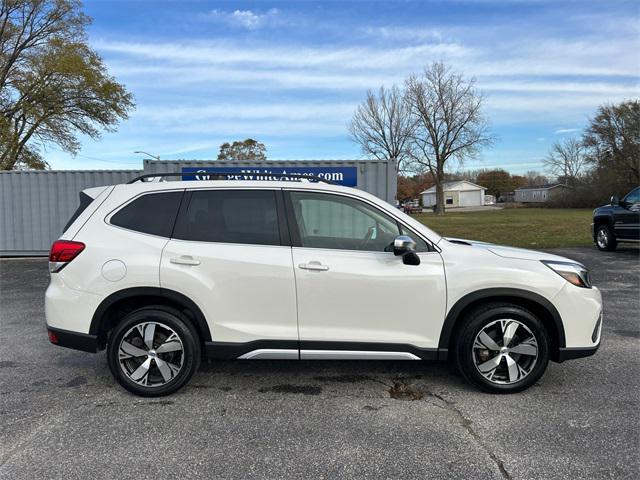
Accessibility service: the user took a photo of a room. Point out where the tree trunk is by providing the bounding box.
[434,180,445,215]
[434,163,445,215]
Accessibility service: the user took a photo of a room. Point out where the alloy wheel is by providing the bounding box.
[118,322,184,387]
[596,229,608,249]
[472,319,539,385]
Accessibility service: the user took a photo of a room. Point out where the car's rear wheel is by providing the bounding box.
[595,224,617,251]
[107,306,200,397]
[455,303,550,393]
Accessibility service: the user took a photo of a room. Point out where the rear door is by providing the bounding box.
[160,188,298,354]
[285,190,447,358]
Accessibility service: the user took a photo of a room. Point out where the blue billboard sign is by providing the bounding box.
[181,166,357,186]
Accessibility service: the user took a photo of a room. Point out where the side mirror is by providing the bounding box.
[393,235,421,266]
[611,195,620,206]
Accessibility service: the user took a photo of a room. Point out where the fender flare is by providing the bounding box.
[438,287,566,351]
[89,287,212,342]
[592,215,614,238]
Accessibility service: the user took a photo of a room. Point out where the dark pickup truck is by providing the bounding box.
[592,186,640,251]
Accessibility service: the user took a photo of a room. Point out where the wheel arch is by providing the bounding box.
[90,287,212,349]
[593,215,613,238]
[439,288,566,362]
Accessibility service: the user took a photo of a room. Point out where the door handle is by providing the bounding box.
[170,255,200,266]
[298,261,329,271]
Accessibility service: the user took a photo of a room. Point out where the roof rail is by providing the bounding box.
[126,171,337,185]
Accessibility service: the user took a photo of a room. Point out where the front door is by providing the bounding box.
[285,190,446,359]
[160,188,298,354]
[614,187,640,240]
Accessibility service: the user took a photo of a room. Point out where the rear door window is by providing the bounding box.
[110,191,183,237]
[173,190,281,246]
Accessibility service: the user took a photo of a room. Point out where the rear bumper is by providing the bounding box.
[47,327,98,353]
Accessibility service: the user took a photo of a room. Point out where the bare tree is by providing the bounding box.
[404,62,493,214]
[524,170,549,186]
[544,138,588,184]
[348,85,415,172]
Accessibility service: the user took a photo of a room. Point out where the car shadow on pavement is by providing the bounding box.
[191,358,467,395]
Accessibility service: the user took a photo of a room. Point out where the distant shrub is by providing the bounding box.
[501,202,530,209]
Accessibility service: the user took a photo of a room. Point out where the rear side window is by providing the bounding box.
[173,190,280,246]
[111,191,183,237]
[63,191,94,233]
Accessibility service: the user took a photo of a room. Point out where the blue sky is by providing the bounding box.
[48,0,639,174]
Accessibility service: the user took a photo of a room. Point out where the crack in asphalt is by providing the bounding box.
[424,389,513,480]
[0,411,66,468]
[375,376,513,480]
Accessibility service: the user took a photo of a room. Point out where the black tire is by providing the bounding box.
[595,224,617,251]
[454,303,550,394]
[107,306,201,397]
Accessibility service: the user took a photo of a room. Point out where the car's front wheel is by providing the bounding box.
[455,303,550,393]
[595,224,617,251]
[107,306,201,397]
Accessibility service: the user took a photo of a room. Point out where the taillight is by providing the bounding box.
[49,240,85,273]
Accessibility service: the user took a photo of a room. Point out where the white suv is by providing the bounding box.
[45,174,602,396]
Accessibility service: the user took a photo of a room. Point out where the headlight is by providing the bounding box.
[542,260,592,288]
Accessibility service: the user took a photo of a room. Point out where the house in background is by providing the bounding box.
[514,184,568,203]
[421,180,486,208]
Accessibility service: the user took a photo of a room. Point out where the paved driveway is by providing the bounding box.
[1,247,638,479]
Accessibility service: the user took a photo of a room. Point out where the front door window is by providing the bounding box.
[288,191,401,252]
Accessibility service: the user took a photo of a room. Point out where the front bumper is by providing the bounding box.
[552,282,603,348]
[557,308,603,361]
[557,344,600,362]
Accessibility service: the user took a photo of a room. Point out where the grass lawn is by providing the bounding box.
[413,208,594,249]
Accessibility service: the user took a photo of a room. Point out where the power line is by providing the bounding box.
[45,148,141,166]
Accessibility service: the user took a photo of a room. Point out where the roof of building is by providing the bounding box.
[420,180,486,194]
[515,183,566,191]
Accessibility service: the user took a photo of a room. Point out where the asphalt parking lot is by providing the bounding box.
[1,246,638,479]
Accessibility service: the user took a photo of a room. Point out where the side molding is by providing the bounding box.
[238,349,299,360]
[205,340,299,359]
[299,350,421,360]
[204,340,439,360]
[299,340,438,360]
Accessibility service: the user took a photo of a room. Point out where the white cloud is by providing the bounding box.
[95,39,469,71]
[95,34,637,129]
[162,143,218,156]
[481,81,639,96]
[133,102,356,124]
[77,15,640,169]
[554,128,580,134]
[202,8,281,30]
[360,26,443,42]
